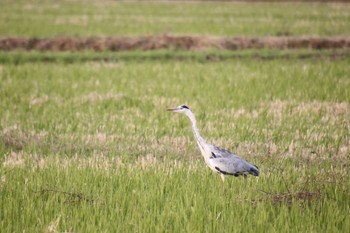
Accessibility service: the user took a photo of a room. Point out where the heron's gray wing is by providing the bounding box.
[209,145,260,176]
[209,145,241,159]
[210,157,259,176]
[209,157,248,175]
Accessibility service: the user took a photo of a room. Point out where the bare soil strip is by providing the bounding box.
[1,35,349,52]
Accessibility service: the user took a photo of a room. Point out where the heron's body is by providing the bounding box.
[167,105,259,183]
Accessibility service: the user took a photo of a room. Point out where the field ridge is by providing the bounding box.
[1,35,350,52]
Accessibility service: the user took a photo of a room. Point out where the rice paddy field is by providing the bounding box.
[1,0,350,37]
[1,0,350,232]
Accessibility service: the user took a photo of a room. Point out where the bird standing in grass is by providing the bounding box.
[167,105,259,186]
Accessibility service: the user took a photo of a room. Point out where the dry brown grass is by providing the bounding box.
[3,151,25,168]
[0,36,349,51]
[261,100,349,119]
[76,92,125,104]
[1,126,49,151]
[2,100,348,173]
[30,95,49,106]
[256,189,323,207]
[44,216,61,233]
[2,151,199,174]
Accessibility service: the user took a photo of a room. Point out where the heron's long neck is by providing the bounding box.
[185,111,206,146]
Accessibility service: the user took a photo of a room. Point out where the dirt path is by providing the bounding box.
[1,35,349,52]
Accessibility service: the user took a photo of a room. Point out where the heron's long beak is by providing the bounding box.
[166,107,176,111]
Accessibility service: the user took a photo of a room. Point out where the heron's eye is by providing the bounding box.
[181,105,189,109]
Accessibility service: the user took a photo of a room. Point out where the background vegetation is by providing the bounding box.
[1,0,350,37]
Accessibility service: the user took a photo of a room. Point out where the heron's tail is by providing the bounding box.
[248,164,259,176]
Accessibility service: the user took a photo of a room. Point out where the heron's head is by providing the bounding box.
[167,105,191,114]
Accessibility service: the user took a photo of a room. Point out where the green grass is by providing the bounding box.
[2,162,348,232]
[0,0,350,37]
[1,0,349,231]
[1,54,349,232]
[1,49,350,64]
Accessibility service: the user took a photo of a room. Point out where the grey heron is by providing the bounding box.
[167,105,259,185]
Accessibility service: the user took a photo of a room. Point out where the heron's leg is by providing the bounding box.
[243,174,247,188]
[220,174,225,183]
[220,174,226,195]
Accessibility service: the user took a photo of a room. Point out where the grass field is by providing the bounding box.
[1,55,349,232]
[1,0,350,37]
[1,0,350,232]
